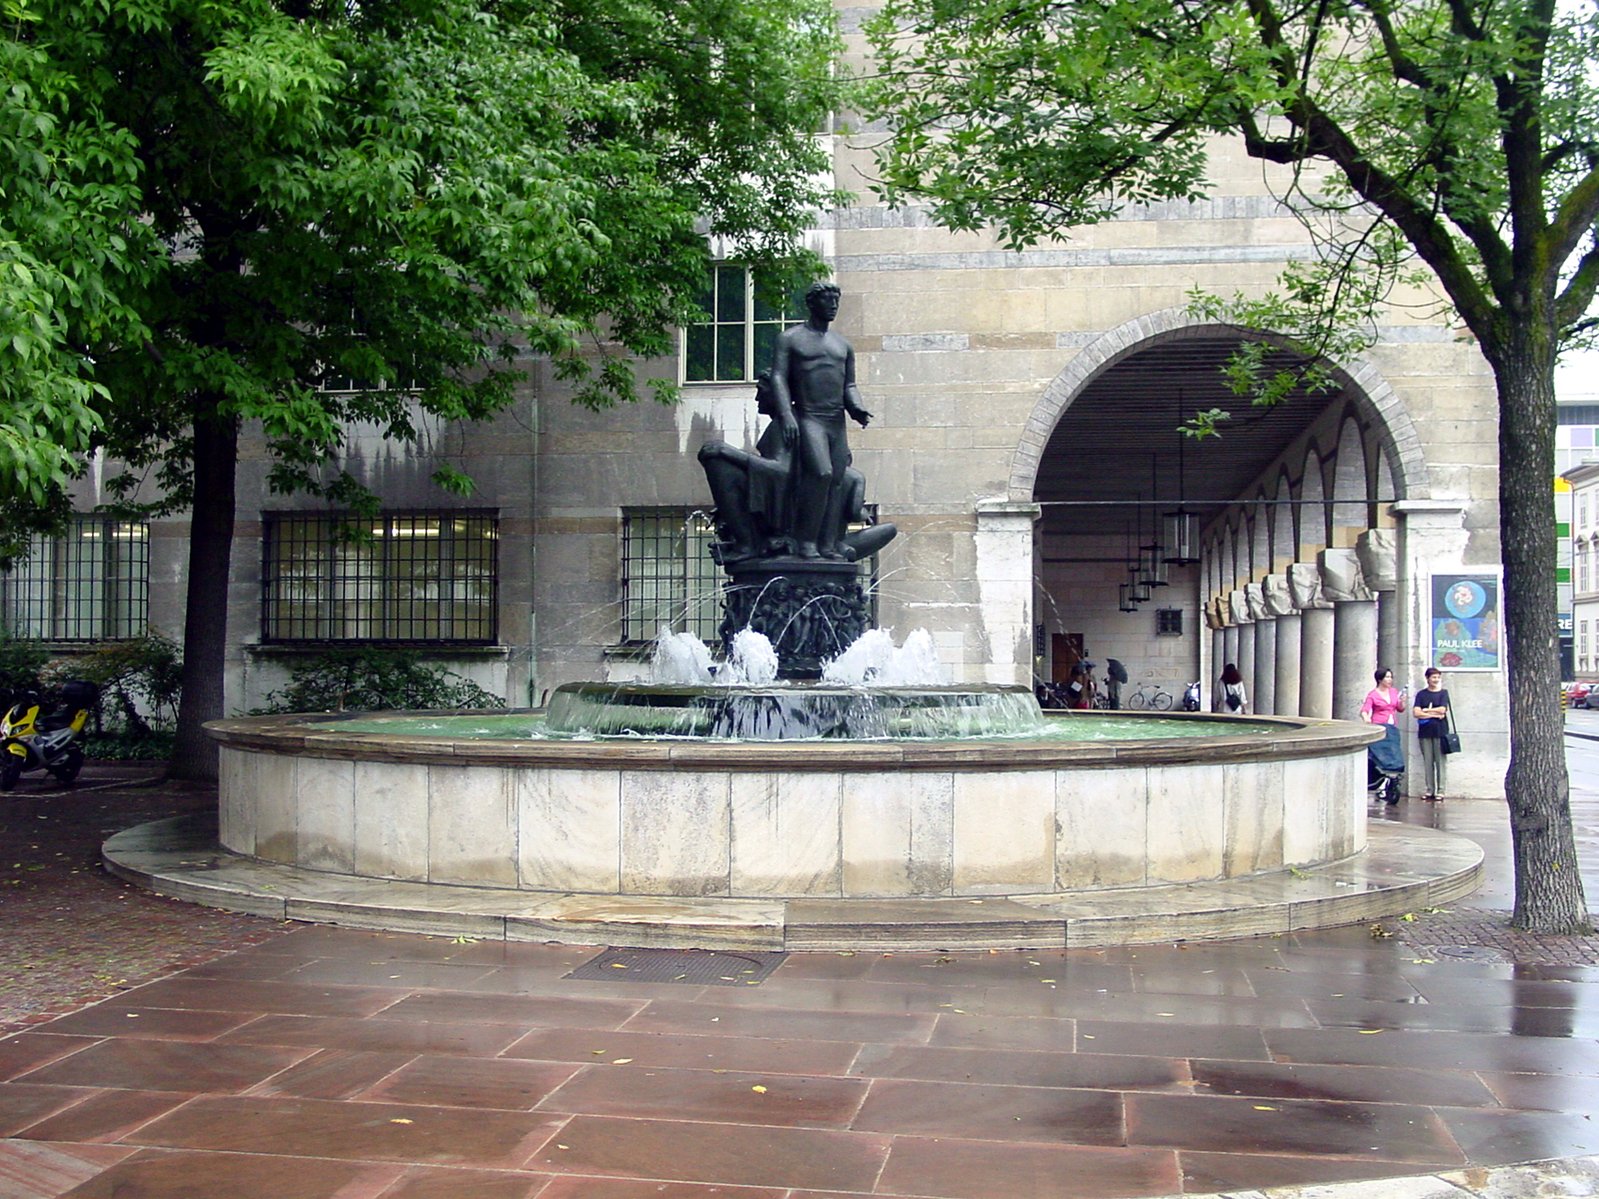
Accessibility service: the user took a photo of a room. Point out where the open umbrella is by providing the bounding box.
[1107,658,1129,685]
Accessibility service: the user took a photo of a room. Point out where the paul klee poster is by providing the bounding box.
[1429,574,1500,671]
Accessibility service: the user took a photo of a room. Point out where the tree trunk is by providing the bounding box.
[1496,343,1591,933]
[167,397,239,781]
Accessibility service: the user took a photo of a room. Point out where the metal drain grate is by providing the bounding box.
[1414,944,1511,964]
[566,947,788,986]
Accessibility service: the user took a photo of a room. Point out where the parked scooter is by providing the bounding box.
[1182,680,1202,711]
[0,680,99,792]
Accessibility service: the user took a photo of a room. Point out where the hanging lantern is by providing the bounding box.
[1163,507,1200,565]
[1140,541,1169,588]
[1140,454,1168,586]
[1163,395,1201,565]
[1122,517,1142,604]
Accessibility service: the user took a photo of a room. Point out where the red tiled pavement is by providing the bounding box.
[0,766,1596,1196]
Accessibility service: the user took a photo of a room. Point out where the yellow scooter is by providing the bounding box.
[0,681,98,792]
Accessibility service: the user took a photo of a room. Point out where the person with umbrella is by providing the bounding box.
[1104,659,1129,709]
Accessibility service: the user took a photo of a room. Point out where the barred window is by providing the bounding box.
[0,516,149,641]
[620,506,883,645]
[682,265,807,384]
[621,508,723,643]
[262,510,497,644]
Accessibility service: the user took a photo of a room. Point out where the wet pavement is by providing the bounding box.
[0,742,1596,1197]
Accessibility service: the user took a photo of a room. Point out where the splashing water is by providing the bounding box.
[822,627,948,687]
[650,628,715,685]
[650,625,946,688]
[723,628,780,685]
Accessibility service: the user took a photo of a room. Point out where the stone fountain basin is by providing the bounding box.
[206,710,1381,901]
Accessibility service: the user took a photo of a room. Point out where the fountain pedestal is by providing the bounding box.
[719,559,870,679]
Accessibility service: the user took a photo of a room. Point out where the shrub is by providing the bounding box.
[45,631,183,736]
[254,649,506,714]
[80,728,176,762]
[0,630,48,709]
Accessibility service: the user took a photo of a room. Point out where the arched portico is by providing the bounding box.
[994,309,1499,793]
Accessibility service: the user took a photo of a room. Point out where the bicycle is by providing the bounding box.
[1126,681,1172,710]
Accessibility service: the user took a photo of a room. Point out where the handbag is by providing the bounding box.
[1440,704,1461,755]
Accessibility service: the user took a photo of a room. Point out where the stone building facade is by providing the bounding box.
[9,113,1509,799]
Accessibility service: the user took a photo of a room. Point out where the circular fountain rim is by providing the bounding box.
[206,709,1383,771]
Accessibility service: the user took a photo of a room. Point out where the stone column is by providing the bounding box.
[973,500,1042,686]
[1246,583,1275,715]
[1358,529,1401,675]
[1220,592,1240,677]
[1290,563,1334,719]
[1230,587,1254,704]
[1206,601,1226,711]
[1323,548,1378,721]
[1265,574,1300,716]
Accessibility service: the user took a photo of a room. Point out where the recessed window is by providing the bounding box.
[1155,608,1183,636]
[0,516,149,641]
[682,265,807,384]
[261,510,497,644]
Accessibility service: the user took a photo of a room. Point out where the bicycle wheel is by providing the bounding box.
[1152,691,1173,711]
[1128,691,1147,710]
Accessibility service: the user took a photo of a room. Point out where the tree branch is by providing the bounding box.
[1549,162,1599,281]
[1239,0,1501,337]
[1556,237,1599,335]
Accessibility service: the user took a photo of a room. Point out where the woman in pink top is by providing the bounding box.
[1360,668,1408,725]
[1361,667,1408,804]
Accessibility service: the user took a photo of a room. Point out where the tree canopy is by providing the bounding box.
[0,1,153,561]
[4,0,845,773]
[867,0,1598,931]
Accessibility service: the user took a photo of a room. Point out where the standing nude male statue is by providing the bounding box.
[697,371,895,563]
[770,281,873,559]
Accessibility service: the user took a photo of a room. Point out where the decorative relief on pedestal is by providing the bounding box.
[1245,584,1268,622]
[721,563,871,679]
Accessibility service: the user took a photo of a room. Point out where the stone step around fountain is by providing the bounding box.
[105,815,1483,951]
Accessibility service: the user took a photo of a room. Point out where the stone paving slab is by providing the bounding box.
[0,766,290,1036]
[3,765,1598,1198]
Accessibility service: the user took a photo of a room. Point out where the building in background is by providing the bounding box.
[1557,351,1599,679]
[4,110,1513,798]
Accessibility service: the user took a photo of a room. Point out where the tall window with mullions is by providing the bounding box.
[261,511,497,644]
[683,265,807,384]
[0,517,149,641]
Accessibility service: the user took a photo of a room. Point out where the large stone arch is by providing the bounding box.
[1010,308,1433,505]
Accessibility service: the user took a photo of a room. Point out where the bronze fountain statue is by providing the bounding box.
[697,281,896,676]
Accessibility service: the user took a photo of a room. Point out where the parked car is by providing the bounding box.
[1567,681,1595,708]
